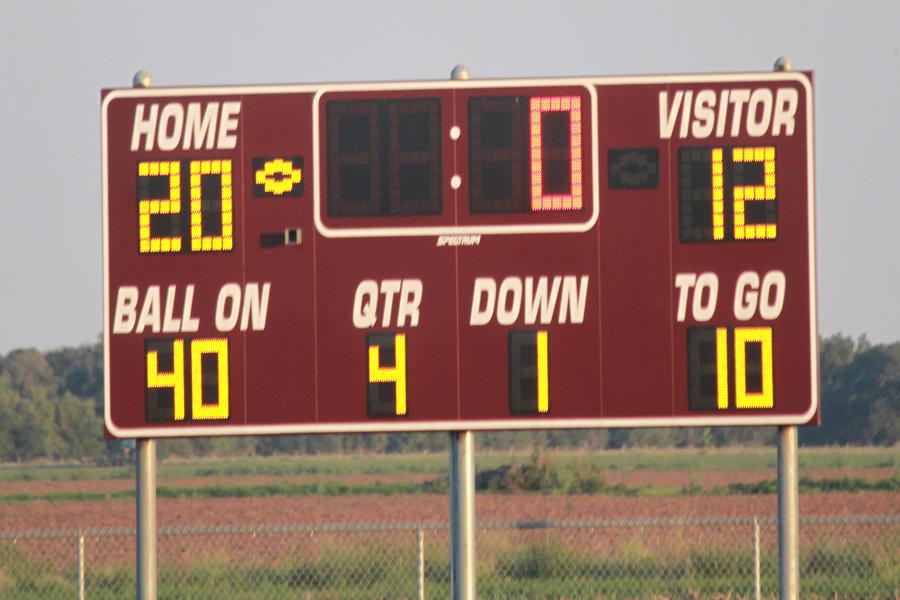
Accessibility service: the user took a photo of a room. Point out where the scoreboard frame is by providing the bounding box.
[102,71,817,439]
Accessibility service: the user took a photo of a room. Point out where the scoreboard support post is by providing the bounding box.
[132,70,158,600]
[136,437,157,600]
[448,65,476,600]
[773,54,801,600]
[449,432,476,600]
[778,425,799,600]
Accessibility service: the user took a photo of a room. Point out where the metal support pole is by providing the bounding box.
[771,55,800,600]
[449,431,475,600]
[131,69,158,600]
[416,528,425,600]
[752,517,761,600]
[77,531,85,600]
[778,426,799,600]
[136,438,158,600]
[447,62,475,600]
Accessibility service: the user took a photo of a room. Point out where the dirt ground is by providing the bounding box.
[0,472,437,496]
[1,491,896,532]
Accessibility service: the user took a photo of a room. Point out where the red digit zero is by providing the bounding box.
[101,72,817,437]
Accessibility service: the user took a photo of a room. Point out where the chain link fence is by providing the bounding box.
[1,515,896,599]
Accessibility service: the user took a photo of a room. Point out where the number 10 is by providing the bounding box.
[688,326,775,411]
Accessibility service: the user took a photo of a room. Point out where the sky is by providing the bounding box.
[0,0,898,354]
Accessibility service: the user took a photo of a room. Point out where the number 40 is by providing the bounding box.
[146,337,230,421]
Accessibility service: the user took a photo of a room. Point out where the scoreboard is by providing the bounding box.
[101,72,817,438]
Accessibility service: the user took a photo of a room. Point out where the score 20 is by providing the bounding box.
[674,270,786,323]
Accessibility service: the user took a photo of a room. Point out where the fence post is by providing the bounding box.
[78,531,85,600]
[416,528,425,600]
[752,517,761,600]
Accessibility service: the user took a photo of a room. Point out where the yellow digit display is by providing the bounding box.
[136,159,234,254]
[680,146,778,243]
[138,161,182,253]
[146,338,186,419]
[732,147,777,240]
[509,330,550,415]
[144,337,229,422]
[688,326,775,411]
[190,160,234,252]
[535,330,549,414]
[715,326,729,410]
[711,149,725,240]
[734,327,775,409]
[367,333,407,416]
[190,338,230,420]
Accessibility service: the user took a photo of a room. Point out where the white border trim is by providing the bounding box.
[101,95,112,437]
[310,81,600,238]
[101,72,817,438]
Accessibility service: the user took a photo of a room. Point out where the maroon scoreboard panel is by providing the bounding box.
[101,72,817,438]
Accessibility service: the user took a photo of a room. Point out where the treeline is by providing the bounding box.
[0,334,896,462]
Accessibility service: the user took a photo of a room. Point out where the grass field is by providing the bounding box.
[0,445,896,483]
[2,522,897,599]
[0,446,896,504]
[0,446,897,599]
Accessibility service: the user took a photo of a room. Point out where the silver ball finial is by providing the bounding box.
[133,70,153,88]
[450,64,471,81]
[773,57,793,72]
